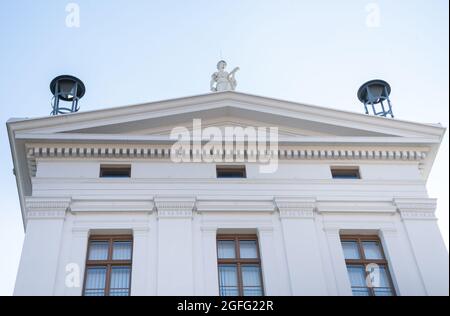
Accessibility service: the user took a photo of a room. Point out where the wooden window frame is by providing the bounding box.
[216,234,264,296]
[99,165,131,178]
[216,165,247,179]
[331,166,361,179]
[82,235,133,296]
[340,235,396,296]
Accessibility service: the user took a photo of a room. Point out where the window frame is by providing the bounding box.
[216,234,264,296]
[340,235,396,296]
[216,165,247,179]
[330,166,361,179]
[83,235,133,296]
[99,164,132,178]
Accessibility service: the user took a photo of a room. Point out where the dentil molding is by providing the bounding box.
[26,144,428,161]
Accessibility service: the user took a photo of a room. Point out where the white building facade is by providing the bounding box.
[7,91,449,296]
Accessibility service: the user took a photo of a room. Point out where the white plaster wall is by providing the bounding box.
[14,159,448,296]
[36,161,99,178]
[157,216,194,295]
[133,162,216,178]
[401,219,449,295]
[14,209,449,296]
[14,217,65,295]
[32,160,429,202]
[359,164,422,180]
[35,160,424,181]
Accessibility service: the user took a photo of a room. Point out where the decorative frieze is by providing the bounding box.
[274,197,316,218]
[394,198,437,220]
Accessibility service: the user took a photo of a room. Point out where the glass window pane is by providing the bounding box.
[218,264,238,296]
[110,266,131,296]
[88,241,109,260]
[374,288,394,296]
[378,266,391,288]
[352,288,370,296]
[341,241,360,259]
[112,241,132,260]
[239,240,258,259]
[242,265,263,296]
[367,265,391,288]
[84,267,106,296]
[347,265,367,287]
[362,241,384,260]
[217,240,236,259]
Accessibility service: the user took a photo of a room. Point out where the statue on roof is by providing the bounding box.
[210,60,240,92]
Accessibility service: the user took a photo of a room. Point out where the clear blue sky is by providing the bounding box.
[0,0,448,295]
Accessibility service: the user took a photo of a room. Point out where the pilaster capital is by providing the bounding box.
[155,196,196,218]
[25,196,71,220]
[394,198,437,220]
[274,196,316,219]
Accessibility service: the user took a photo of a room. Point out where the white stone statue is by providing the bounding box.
[210,60,239,92]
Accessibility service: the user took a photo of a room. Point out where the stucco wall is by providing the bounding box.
[14,159,449,296]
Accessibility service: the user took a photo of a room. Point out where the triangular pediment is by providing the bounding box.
[8,91,444,140]
[71,116,335,138]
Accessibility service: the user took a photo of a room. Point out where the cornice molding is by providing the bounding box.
[154,196,196,218]
[394,198,437,220]
[274,197,316,218]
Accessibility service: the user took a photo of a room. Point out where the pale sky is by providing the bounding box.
[0,0,448,296]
